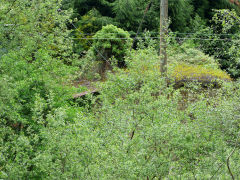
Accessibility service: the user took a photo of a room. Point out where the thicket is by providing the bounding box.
[0,1,80,178]
[1,0,240,179]
[2,33,240,178]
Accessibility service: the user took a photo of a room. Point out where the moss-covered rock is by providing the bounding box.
[172,64,231,88]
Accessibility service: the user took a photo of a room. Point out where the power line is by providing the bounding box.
[71,36,240,41]
[73,31,240,37]
[173,37,239,41]
[171,32,240,36]
[4,24,239,37]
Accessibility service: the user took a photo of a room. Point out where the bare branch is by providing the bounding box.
[210,133,239,180]
[227,147,237,180]
[210,162,224,180]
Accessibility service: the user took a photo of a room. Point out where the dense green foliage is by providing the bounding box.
[194,9,240,78]
[69,0,239,33]
[0,1,79,178]
[1,0,240,179]
[90,25,132,67]
[68,0,240,76]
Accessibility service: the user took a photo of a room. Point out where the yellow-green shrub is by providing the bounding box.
[172,64,231,82]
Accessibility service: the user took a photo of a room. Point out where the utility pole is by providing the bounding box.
[160,0,168,76]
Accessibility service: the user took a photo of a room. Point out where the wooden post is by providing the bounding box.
[160,0,168,76]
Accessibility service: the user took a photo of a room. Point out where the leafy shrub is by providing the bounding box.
[168,44,220,69]
[73,9,115,55]
[90,24,132,67]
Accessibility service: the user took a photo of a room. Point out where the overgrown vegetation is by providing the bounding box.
[1,0,240,179]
